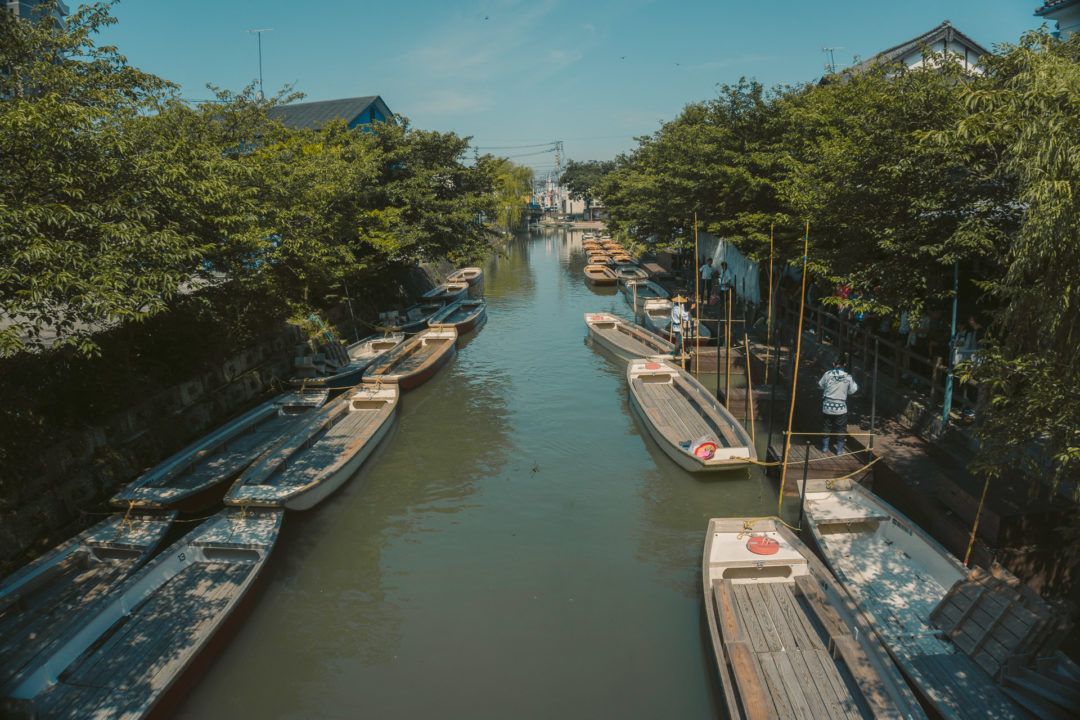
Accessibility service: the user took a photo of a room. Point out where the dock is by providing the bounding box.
[766,441,874,495]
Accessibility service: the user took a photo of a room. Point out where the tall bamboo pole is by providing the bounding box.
[765,224,774,384]
[694,214,701,374]
[777,222,810,517]
[724,287,732,407]
[744,333,757,446]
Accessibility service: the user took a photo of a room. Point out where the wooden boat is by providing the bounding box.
[703,517,926,720]
[0,513,176,696]
[611,253,634,264]
[627,359,755,471]
[446,267,483,287]
[587,251,611,262]
[620,279,670,312]
[802,484,1026,719]
[613,264,648,281]
[225,385,398,510]
[289,332,404,389]
[582,241,603,250]
[584,264,618,286]
[422,282,469,304]
[638,298,712,345]
[428,298,487,333]
[5,509,282,719]
[391,300,447,333]
[363,327,457,390]
[110,388,330,511]
[584,312,675,362]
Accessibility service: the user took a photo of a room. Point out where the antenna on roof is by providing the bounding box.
[248,28,273,100]
[822,46,843,74]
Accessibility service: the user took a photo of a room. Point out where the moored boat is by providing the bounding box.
[626,359,755,471]
[225,385,399,510]
[702,517,926,720]
[0,512,176,696]
[802,484,1027,719]
[583,264,618,286]
[363,327,457,390]
[428,298,488,333]
[613,264,648,281]
[584,312,675,362]
[611,253,634,264]
[446,267,483,286]
[620,278,670,312]
[422,282,469,304]
[4,509,282,719]
[289,333,404,390]
[110,388,330,511]
[390,300,447,333]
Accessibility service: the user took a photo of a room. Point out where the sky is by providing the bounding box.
[94,0,1046,179]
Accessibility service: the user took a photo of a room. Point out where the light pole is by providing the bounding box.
[248,28,273,99]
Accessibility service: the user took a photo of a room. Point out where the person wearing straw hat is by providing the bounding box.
[670,294,695,353]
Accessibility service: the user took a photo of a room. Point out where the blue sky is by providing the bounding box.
[97,1,1044,178]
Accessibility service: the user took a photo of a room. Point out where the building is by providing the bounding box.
[267,95,394,131]
[845,20,989,76]
[5,0,68,25]
[1035,0,1080,39]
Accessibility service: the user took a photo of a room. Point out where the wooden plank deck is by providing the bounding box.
[636,382,722,447]
[714,579,866,720]
[766,443,871,494]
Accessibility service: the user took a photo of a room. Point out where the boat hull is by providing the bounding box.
[399,341,456,389]
[627,387,747,473]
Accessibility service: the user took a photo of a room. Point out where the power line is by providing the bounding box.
[474,141,557,150]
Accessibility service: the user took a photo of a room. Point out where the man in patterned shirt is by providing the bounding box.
[818,354,858,455]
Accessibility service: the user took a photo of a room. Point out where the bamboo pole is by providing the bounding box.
[744,333,757,446]
[765,223,774,385]
[694,214,701,374]
[964,476,991,566]
[777,222,810,517]
[724,287,732,407]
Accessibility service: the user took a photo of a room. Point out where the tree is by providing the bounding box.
[0,3,210,356]
[479,156,534,232]
[561,159,615,206]
[940,31,1080,491]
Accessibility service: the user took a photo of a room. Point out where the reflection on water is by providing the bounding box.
[176,230,779,720]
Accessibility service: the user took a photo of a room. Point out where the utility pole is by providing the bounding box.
[249,28,273,99]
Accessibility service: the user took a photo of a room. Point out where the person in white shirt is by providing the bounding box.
[670,295,695,352]
[699,258,714,300]
[716,260,734,294]
[818,353,858,455]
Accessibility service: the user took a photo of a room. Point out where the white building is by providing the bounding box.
[1036,0,1080,39]
[6,0,68,25]
[845,20,989,76]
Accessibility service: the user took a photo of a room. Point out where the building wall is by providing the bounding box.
[900,39,984,74]
[6,0,68,23]
[1045,4,1080,39]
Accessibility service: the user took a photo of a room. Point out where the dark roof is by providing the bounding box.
[847,21,991,74]
[1035,0,1080,16]
[266,95,393,130]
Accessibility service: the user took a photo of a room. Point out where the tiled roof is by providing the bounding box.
[847,20,990,74]
[1035,0,1080,15]
[266,96,393,130]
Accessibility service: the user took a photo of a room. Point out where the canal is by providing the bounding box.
[177,229,777,719]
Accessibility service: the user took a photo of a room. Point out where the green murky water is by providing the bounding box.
[177,230,778,720]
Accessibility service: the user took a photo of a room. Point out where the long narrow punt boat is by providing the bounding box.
[288,333,404,390]
[611,253,635,264]
[225,385,399,510]
[587,252,611,265]
[584,313,675,362]
[446,267,483,287]
[392,300,447,333]
[703,517,926,720]
[0,513,176,697]
[584,264,618,286]
[110,388,330,512]
[363,327,457,390]
[422,282,469,305]
[620,279,670,313]
[5,509,282,719]
[627,359,755,471]
[802,484,1026,719]
[638,298,712,345]
[614,264,648,281]
[428,298,487,333]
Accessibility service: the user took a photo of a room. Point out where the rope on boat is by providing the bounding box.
[736,516,802,537]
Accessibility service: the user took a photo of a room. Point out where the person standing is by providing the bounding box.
[818,354,858,455]
[699,258,714,301]
[670,295,695,356]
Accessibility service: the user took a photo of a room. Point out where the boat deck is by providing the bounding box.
[634,381,727,447]
[713,579,867,719]
[36,561,252,719]
[812,497,1025,719]
[381,339,451,376]
[1,556,130,689]
[236,408,384,499]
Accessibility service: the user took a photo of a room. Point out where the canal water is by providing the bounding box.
[177,230,778,720]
